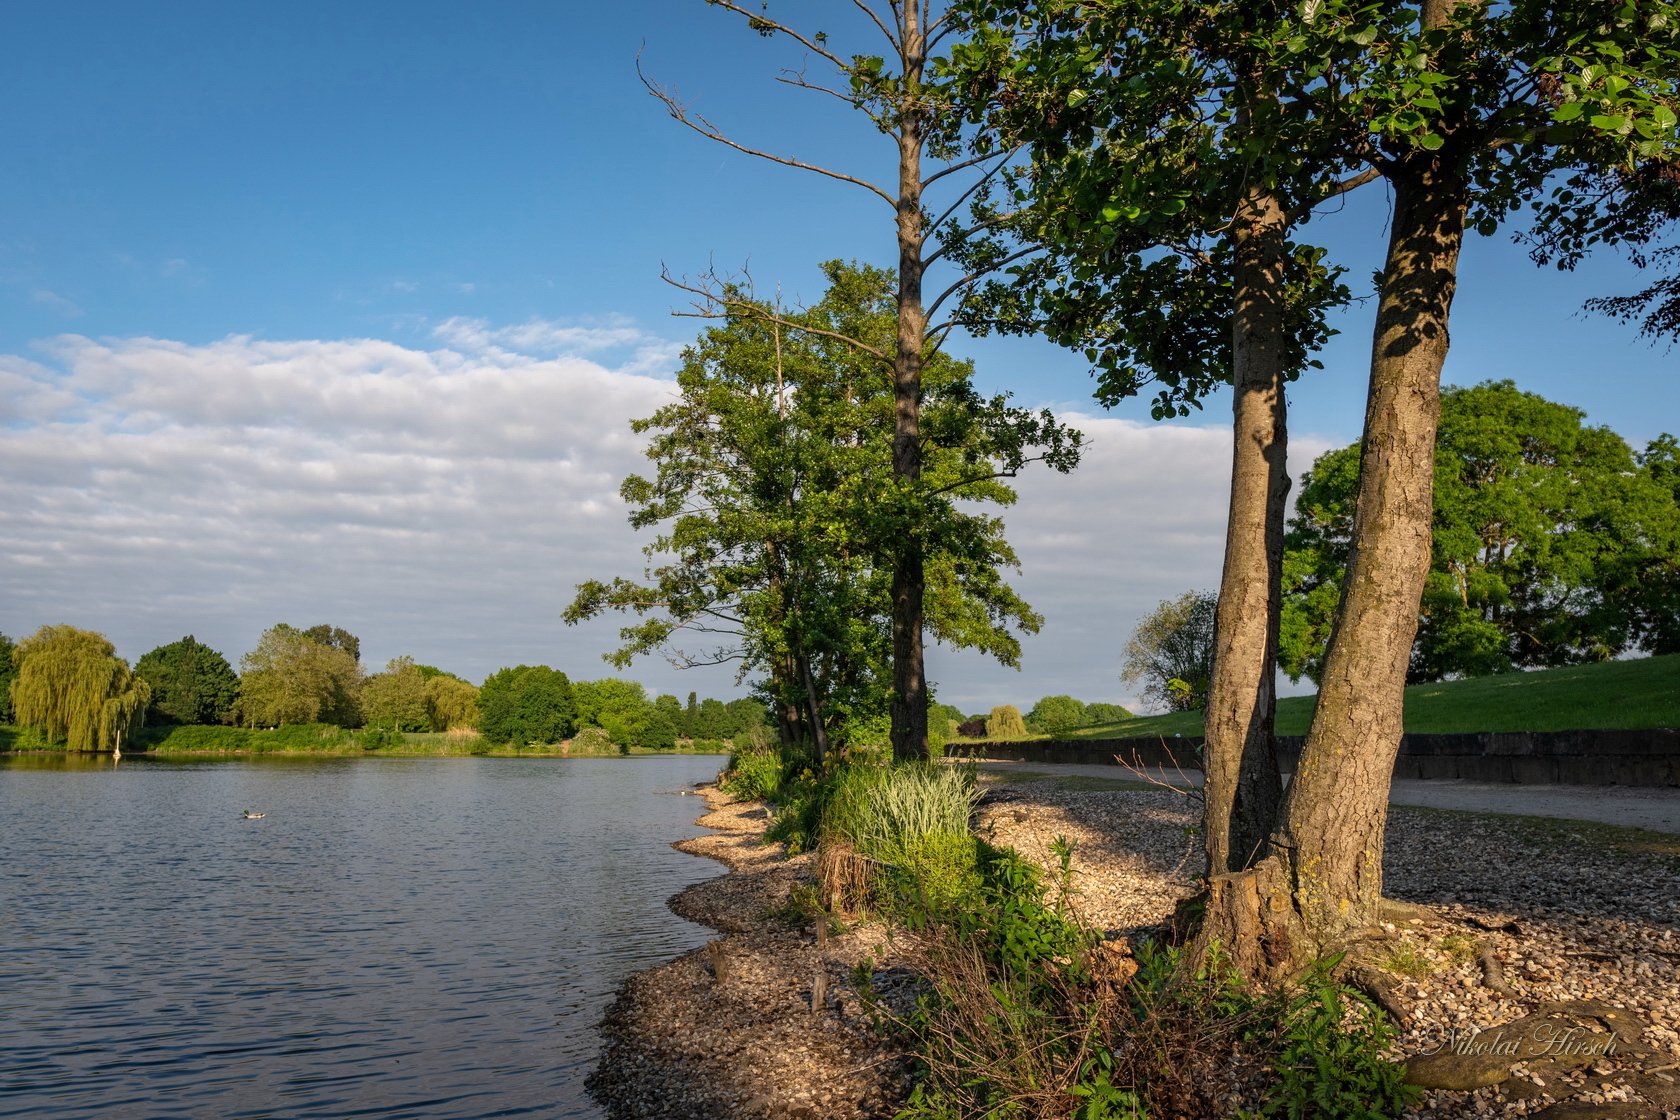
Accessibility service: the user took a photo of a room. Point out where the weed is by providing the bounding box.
[1440,933,1478,967]
[1379,942,1432,979]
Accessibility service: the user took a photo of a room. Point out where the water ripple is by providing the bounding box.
[0,754,724,1118]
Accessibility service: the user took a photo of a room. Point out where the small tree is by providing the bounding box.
[1122,592,1218,712]
[134,636,240,725]
[1024,695,1088,735]
[424,674,479,731]
[11,625,150,752]
[477,666,575,746]
[984,704,1027,739]
[361,656,431,732]
[238,624,363,727]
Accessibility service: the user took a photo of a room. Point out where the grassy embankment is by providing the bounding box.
[0,722,733,757]
[1049,652,1680,741]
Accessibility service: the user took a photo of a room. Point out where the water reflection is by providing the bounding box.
[0,754,725,1119]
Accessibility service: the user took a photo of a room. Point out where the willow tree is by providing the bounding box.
[11,625,151,752]
[648,2,1074,759]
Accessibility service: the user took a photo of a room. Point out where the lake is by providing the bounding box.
[0,753,727,1119]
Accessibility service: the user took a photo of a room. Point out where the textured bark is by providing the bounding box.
[1279,155,1466,939]
[1197,0,1477,973]
[889,5,931,762]
[1202,185,1289,875]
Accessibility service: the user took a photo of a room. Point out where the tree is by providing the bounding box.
[962,0,1680,979]
[1023,695,1088,735]
[477,666,575,746]
[647,3,1085,761]
[1083,702,1132,725]
[424,673,479,731]
[301,624,359,664]
[133,636,240,725]
[0,632,16,723]
[983,704,1027,739]
[1282,382,1680,682]
[10,625,150,752]
[361,656,432,732]
[237,624,363,727]
[1121,593,1218,713]
[567,263,1075,763]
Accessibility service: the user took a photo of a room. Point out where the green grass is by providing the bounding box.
[1058,653,1680,740]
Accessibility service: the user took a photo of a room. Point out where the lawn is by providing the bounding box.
[1058,653,1680,740]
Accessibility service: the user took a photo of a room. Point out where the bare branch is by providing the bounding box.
[661,267,894,366]
[773,69,876,117]
[639,58,896,207]
[708,0,851,70]
[925,207,1021,267]
[924,149,1016,195]
[850,0,898,48]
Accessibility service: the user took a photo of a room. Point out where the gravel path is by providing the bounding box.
[972,758,1680,835]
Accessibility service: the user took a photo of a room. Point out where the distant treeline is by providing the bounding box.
[0,623,768,753]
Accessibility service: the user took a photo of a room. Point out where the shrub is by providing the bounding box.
[955,716,987,739]
[985,704,1028,739]
[568,726,618,755]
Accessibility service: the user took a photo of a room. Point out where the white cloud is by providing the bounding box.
[0,327,1328,709]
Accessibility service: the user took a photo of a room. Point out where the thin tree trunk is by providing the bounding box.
[889,4,930,762]
[799,653,829,766]
[1203,184,1289,876]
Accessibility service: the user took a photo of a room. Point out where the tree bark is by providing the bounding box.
[889,4,931,762]
[1196,155,1469,979]
[1202,184,1289,876]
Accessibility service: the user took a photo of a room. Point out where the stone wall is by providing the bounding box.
[944,728,1680,786]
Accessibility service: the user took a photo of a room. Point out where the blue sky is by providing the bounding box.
[3,2,1674,712]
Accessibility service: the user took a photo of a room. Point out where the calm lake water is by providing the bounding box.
[0,753,727,1119]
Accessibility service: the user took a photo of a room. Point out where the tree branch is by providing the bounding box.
[661,267,895,366]
[707,0,852,71]
[639,58,896,207]
[925,243,1043,319]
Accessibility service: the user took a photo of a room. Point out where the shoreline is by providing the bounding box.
[587,783,915,1119]
[593,769,1680,1119]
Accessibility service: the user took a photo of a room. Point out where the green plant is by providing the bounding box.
[1440,933,1478,967]
[1258,962,1419,1120]
[1379,942,1432,979]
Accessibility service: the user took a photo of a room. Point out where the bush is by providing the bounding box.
[1025,695,1089,735]
[568,726,618,755]
[955,716,987,739]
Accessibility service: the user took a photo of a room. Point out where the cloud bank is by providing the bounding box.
[1,321,1324,711]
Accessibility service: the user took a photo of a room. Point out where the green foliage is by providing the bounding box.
[237,623,363,727]
[1257,963,1418,1120]
[0,632,15,724]
[134,636,240,726]
[360,656,432,731]
[568,726,619,755]
[984,704,1029,739]
[566,262,1077,755]
[1282,382,1680,683]
[719,741,805,802]
[1082,702,1132,726]
[423,673,479,731]
[10,625,150,751]
[1123,591,1218,712]
[1025,694,1090,734]
[476,665,576,746]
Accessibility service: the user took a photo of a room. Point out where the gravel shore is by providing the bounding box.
[590,769,1680,1119]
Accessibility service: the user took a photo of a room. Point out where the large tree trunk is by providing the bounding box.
[1202,185,1289,876]
[889,5,931,762]
[1197,157,1469,980]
